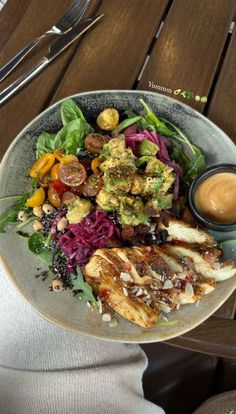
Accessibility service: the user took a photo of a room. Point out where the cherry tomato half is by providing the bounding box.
[39,173,51,188]
[30,153,55,178]
[60,154,78,165]
[91,157,103,174]
[51,163,60,181]
[48,186,61,208]
[51,180,69,196]
[83,174,103,197]
[59,162,87,187]
[84,134,110,154]
[25,187,45,207]
[53,150,64,162]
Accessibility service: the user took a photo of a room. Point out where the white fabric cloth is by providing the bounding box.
[0,263,164,414]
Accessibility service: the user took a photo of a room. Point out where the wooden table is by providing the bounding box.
[0,0,236,358]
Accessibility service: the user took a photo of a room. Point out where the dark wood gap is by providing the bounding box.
[132,0,174,89]
[204,28,233,116]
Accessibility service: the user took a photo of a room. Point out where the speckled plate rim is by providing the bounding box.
[0,90,236,343]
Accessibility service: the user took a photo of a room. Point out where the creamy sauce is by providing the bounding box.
[194,172,236,224]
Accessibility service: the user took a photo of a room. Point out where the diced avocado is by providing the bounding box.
[102,135,126,158]
[159,169,175,194]
[119,196,149,226]
[139,139,159,156]
[153,194,173,210]
[66,197,93,224]
[104,164,137,194]
[136,156,151,168]
[145,157,167,176]
[131,175,164,197]
[96,188,119,211]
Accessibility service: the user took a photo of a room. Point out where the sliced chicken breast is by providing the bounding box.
[159,218,215,245]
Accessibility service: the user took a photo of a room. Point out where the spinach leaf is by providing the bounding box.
[54,119,89,154]
[0,193,30,233]
[36,132,56,159]
[28,232,52,265]
[112,116,142,133]
[61,99,86,126]
[35,100,93,157]
[71,267,98,308]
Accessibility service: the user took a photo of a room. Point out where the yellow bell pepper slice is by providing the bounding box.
[29,153,55,178]
[25,187,45,207]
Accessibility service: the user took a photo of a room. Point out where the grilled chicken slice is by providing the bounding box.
[84,249,159,328]
[166,244,236,281]
[84,246,184,327]
[159,218,215,245]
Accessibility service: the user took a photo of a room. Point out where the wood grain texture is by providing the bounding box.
[0,0,31,52]
[53,0,169,101]
[0,0,100,159]
[168,317,236,359]
[207,29,236,143]
[138,0,236,113]
[214,291,236,319]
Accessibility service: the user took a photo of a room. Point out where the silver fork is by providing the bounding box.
[0,0,90,83]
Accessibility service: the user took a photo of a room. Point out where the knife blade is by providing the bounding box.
[0,14,104,106]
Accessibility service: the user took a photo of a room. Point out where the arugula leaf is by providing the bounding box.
[161,119,206,185]
[183,145,206,186]
[28,232,52,264]
[139,99,175,136]
[61,99,86,126]
[0,193,30,233]
[112,116,142,133]
[36,132,56,159]
[71,267,98,308]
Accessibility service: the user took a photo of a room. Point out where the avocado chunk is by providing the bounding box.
[66,197,93,224]
[96,188,119,211]
[120,196,149,226]
[139,139,159,156]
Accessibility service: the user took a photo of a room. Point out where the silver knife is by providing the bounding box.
[0,14,103,106]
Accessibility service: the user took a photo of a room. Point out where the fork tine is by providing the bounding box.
[58,0,90,29]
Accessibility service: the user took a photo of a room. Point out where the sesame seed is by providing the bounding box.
[136,288,143,297]
[123,287,128,297]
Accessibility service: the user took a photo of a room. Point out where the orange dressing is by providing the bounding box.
[194,172,236,224]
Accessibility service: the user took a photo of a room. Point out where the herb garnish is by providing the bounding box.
[71,267,98,309]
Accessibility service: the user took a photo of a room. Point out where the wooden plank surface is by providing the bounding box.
[0,0,101,159]
[169,317,236,359]
[214,291,236,319]
[207,29,236,144]
[0,0,31,52]
[53,0,169,101]
[138,0,236,113]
